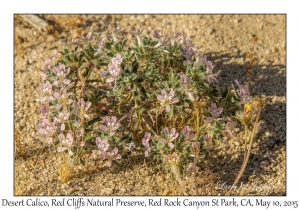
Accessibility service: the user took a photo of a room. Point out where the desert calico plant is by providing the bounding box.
[37,28,265,194]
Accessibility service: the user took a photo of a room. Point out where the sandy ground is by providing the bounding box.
[14,14,286,196]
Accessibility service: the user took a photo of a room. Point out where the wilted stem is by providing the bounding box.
[225,108,262,195]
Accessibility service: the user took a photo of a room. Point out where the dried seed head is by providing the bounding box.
[252,97,266,109]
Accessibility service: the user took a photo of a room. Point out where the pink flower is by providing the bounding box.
[39,80,54,103]
[37,119,57,144]
[186,163,195,174]
[73,98,91,120]
[195,54,217,84]
[235,79,250,103]
[152,30,169,48]
[131,28,145,46]
[159,127,179,149]
[181,126,195,142]
[182,37,194,48]
[40,105,48,119]
[106,63,121,83]
[180,74,192,87]
[225,116,237,132]
[205,60,218,84]
[55,110,71,131]
[169,31,182,46]
[181,46,195,64]
[157,90,179,113]
[57,132,75,156]
[82,32,92,41]
[57,111,70,122]
[92,137,110,158]
[40,80,53,95]
[142,132,151,157]
[95,37,107,56]
[102,147,121,167]
[111,54,123,66]
[40,72,48,82]
[153,30,161,39]
[106,28,124,42]
[96,137,109,151]
[75,129,85,138]
[99,116,121,136]
[53,87,73,110]
[52,64,70,78]
[206,103,223,122]
[69,38,81,46]
[191,142,200,153]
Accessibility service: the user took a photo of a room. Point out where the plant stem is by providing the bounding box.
[225,108,262,195]
[142,117,159,138]
[194,149,199,195]
[243,125,248,161]
[116,107,136,124]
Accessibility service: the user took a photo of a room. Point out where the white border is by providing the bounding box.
[2,0,298,209]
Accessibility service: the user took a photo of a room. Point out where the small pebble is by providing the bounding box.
[206,27,215,35]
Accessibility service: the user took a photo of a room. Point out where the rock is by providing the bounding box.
[233,48,240,55]
[61,184,69,189]
[101,188,114,195]
[266,49,272,54]
[233,19,241,24]
[119,188,126,193]
[260,160,270,166]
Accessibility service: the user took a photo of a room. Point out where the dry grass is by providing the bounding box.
[14,129,25,159]
[58,154,73,184]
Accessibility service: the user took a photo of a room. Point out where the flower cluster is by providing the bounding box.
[37,49,92,163]
[159,128,179,149]
[235,79,250,103]
[181,126,195,142]
[92,137,121,167]
[99,116,121,136]
[206,103,223,122]
[38,53,80,146]
[106,54,123,83]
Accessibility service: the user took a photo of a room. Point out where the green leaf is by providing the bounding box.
[140,86,149,99]
[132,60,139,73]
[122,39,128,48]
[80,158,86,166]
[85,115,102,127]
